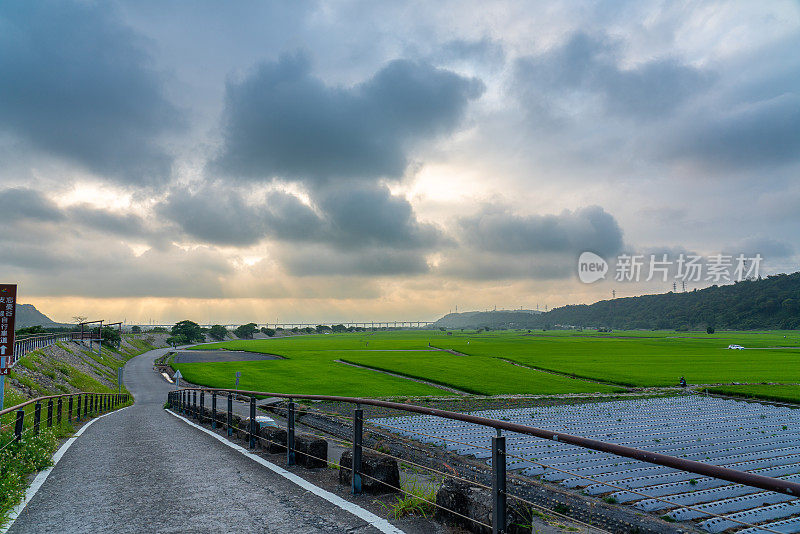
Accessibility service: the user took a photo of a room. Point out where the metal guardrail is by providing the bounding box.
[0,391,131,445]
[8,331,99,370]
[169,387,800,533]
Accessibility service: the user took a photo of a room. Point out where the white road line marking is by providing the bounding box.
[1,406,131,534]
[166,409,406,534]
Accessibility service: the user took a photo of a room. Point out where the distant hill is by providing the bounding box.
[432,273,800,331]
[541,273,800,330]
[430,309,543,329]
[15,303,70,329]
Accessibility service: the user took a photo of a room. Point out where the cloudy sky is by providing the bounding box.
[1,0,798,324]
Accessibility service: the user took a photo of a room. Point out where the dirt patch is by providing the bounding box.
[173,350,284,363]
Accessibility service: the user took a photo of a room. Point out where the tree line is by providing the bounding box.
[163,321,370,345]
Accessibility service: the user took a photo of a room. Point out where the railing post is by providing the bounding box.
[352,406,363,495]
[492,431,507,534]
[76,394,81,422]
[84,393,88,419]
[227,393,233,437]
[47,399,53,428]
[192,391,197,419]
[14,409,24,442]
[249,396,257,449]
[211,393,217,429]
[34,402,41,435]
[57,397,63,425]
[199,391,205,423]
[287,399,295,466]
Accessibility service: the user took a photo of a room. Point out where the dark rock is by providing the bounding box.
[294,435,327,468]
[339,450,400,495]
[231,415,246,439]
[199,406,212,424]
[435,479,532,534]
[215,411,226,425]
[260,426,287,453]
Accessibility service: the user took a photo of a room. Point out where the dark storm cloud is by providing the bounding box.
[458,205,624,258]
[316,185,443,250]
[213,53,484,181]
[666,93,800,169]
[0,0,182,185]
[156,185,319,247]
[66,205,152,239]
[0,188,62,222]
[431,205,625,281]
[514,32,711,119]
[159,183,443,252]
[0,187,160,243]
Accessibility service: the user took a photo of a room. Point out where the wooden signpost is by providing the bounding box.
[0,284,18,409]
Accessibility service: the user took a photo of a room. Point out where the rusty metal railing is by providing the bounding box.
[168,387,800,533]
[8,329,111,370]
[9,333,74,368]
[0,391,132,447]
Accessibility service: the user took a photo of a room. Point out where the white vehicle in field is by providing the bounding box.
[728,344,745,350]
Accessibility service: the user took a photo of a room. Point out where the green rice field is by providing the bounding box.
[172,329,800,398]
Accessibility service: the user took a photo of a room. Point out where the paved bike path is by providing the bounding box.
[8,347,393,533]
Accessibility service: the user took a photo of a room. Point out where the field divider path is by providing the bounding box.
[496,358,632,388]
[334,359,470,395]
[431,343,631,389]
